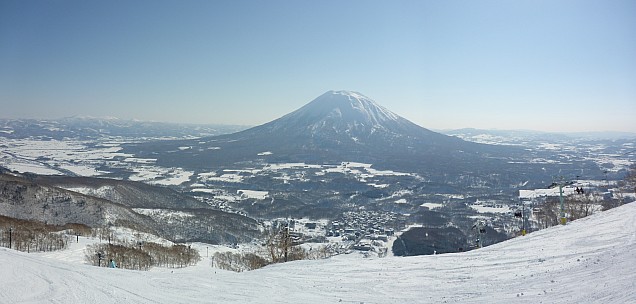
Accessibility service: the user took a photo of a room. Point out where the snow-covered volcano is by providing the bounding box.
[265,90,414,136]
[244,90,440,142]
[194,90,503,171]
[126,90,523,174]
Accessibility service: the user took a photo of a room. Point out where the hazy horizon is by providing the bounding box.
[3,113,635,137]
[1,1,635,133]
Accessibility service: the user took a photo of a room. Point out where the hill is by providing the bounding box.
[1,202,634,303]
[0,172,260,244]
[33,175,210,209]
[0,172,155,228]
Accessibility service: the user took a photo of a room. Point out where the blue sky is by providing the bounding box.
[1,0,635,132]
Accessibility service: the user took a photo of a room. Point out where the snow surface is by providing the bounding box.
[280,90,405,135]
[2,203,635,303]
[58,164,106,176]
[0,162,62,175]
[199,172,244,183]
[237,190,269,200]
[520,186,580,199]
[0,138,133,176]
[470,201,511,214]
[470,204,511,214]
[129,167,193,185]
[150,169,194,186]
[420,202,443,209]
[333,90,400,124]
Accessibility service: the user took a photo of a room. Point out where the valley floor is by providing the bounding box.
[2,203,636,303]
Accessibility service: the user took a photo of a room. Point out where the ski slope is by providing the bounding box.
[2,203,635,303]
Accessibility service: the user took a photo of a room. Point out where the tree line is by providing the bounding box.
[211,223,336,272]
[0,214,202,271]
[84,241,201,270]
[0,216,91,252]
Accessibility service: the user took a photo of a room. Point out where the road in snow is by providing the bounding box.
[1,203,635,303]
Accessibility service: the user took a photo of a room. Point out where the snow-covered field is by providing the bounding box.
[520,185,581,199]
[0,138,133,176]
[2,203,635,303]
[470,204,511,214]
[420,202,443,209]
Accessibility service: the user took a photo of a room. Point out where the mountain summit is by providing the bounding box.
[275,90,402,134]
[239,90,445,145]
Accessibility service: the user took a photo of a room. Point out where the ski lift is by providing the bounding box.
[97,251,104,267]
[514,210,522,218]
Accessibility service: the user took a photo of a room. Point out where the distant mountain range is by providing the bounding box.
[0,116,247,140]
[442,128,636,144]
[2,105,631,143]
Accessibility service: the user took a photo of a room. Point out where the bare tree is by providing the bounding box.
[602,165,636,211]
[566,193,601,221]
[0,216,70,252]
[264,223,290,263]
[535,198,559,228]
[84,241,200,270]
[262,221,309,264]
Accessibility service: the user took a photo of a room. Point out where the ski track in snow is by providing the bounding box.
[2,203,636,303]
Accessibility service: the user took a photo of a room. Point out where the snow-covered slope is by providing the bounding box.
[243,90,442,142]
[2,203,635,303]
[270,90,407,134]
